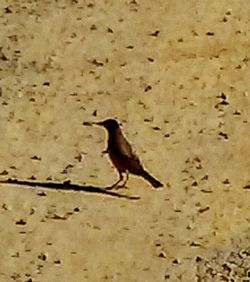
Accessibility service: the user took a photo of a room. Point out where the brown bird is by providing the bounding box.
[84,119,163,189]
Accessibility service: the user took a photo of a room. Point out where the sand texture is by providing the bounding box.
[0,0,250,281]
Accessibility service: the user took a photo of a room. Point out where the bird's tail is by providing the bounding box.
[141,170,163,188]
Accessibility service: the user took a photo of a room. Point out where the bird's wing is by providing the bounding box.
[117,136,137,158]
[113,133,143,171]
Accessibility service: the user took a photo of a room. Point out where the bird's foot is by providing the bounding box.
[114,184,128,190]
[104,185,115,190]
[105,184,128,190]
[104,183,119,190]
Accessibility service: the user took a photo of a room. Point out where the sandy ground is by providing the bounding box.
[0,0,250,281]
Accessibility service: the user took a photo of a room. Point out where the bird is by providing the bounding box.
[83,118,163,189]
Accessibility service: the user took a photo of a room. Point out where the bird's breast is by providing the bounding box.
[108,147,127,171]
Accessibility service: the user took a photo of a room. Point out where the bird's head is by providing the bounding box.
[83,118,121,132]
[95,119,120,132]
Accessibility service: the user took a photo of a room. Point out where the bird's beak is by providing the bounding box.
[82,121,104,126]
[83,121,94,126]
[92,121,104,126]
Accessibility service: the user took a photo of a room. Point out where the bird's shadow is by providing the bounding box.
[0,178,140,200]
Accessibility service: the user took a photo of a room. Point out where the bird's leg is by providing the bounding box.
[116,170,129,189]
[105,171,123,190]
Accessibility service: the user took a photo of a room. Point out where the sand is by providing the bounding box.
[0,0,250,281]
